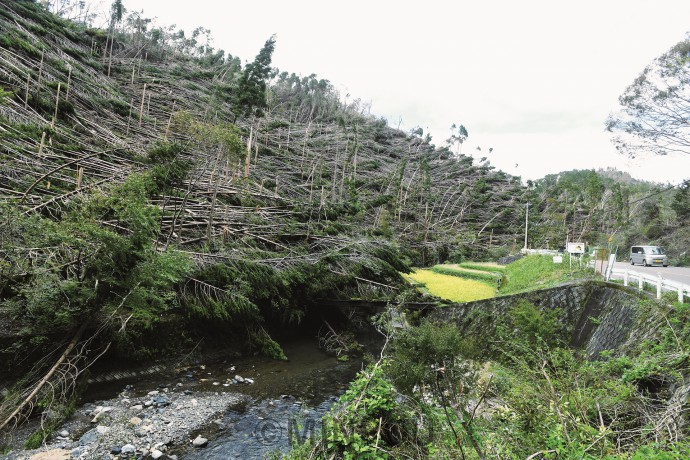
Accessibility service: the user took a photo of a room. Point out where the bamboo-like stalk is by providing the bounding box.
[37,49,44,89]
[138,83,146,127]
[24,73,30,109]
[51,82,61,129]
[76,165,83,189]
[37,131,46,156]
[126,97,133,136]
[65,64,72,100]
[107,32,115,77]
[244,125,252,178]
[164,100,176,140]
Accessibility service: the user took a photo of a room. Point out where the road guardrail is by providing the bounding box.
[608,266,690,302]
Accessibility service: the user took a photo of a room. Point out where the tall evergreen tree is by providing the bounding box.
[231,35,276,120]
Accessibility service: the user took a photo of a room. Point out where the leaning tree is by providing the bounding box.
[606,33,690,157]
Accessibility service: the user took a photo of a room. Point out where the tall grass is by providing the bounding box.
[500,254,591,295]
[403,269,495,303]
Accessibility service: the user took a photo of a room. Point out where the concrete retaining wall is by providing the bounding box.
[428,281,648,357]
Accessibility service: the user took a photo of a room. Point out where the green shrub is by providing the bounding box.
[0,87,13,103]
[387,320,467,393]
[320,365,405,459]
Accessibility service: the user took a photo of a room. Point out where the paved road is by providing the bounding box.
[610,262,690,286]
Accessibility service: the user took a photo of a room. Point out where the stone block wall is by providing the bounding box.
[428,281,648,357]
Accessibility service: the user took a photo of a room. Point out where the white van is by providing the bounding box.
[630,246,669,267]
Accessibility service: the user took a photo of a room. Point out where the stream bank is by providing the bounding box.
[1,337,372,460]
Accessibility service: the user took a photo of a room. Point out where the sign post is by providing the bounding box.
[567,242,585,276]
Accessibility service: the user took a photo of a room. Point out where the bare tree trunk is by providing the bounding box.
[51,82,61,129]
[138,83,147,127]
[37,49,44,90]
[244,125,253,179]
[65,64,72,100]
[24,73,30,109]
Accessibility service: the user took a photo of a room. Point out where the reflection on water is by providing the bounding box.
[83,336,371,459]
[184,396,335,460]
[173,338,368,459]
[187,338,364,405]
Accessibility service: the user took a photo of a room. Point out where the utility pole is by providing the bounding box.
[524,202,529,251]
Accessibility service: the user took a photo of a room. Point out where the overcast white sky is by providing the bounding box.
[85,0,690,183]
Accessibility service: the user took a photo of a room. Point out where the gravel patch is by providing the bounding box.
[2,386,249,460]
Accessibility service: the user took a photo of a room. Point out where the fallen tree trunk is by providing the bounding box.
[0,322,87,432]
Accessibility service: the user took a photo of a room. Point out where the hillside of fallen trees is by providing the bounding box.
[7,0,687,442]
[0,0,530,433]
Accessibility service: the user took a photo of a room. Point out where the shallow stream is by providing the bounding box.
[86,337,367,459]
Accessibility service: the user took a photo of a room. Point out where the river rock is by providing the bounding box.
[90,411,106,423]
[78,429,98,445]
[58,430,70,438]
[150,450,164,459]
[130,404,144,411]
[234,375,245,383]
[70,446,87,458]
[158,436,172,446]
[137,424,156,437]
[192,435,208,447]
[92,406,112,415]
[130,416,143,425]
[153,395,171,407]
[96,425,110,434]
[110,446,122,455]
[121,444,136,455]
[152,442,167,451]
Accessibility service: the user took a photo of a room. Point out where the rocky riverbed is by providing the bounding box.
[3,384,250,460]
[1,338,368,460]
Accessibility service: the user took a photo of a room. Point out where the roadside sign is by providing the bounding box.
[605,254,616,281]
[567,242,585,254]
